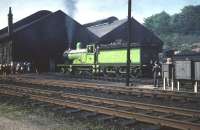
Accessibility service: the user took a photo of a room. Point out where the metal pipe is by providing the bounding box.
[126,0,132,86]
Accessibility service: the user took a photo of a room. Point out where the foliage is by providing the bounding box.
[144,5,200,51]
[144,11,171,35]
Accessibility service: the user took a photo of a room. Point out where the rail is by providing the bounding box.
[0,84,199,130]
[5,77,199,102]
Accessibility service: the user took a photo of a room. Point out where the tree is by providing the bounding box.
[179,5,200,34]
[144,5,200,50]
[144,11,171,35]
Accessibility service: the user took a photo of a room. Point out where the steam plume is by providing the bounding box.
[64,0,77,18]
[63,0,78,49]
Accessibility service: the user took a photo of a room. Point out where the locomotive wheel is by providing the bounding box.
[72,70,82,75]
[130,73,136,79]
[61,68,71,76]
[103,68,109,77]
[116,69,123,78]
[103,72,109,77]
[132,69,141,78]
[61,67,65,73]
[116,72,121,78]
[64,69,71,76]
[82,71,92,78]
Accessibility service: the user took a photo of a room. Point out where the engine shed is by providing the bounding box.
[85,17,163,61]
[0,9,97,72]
[0,8,163,73]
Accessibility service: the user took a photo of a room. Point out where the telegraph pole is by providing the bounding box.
[8,7,13,38]
[8,7,13,64]
[126,0,132,86]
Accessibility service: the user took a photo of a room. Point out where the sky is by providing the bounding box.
[0,0,200,29]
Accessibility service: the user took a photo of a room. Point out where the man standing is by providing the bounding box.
[152,61,161,87]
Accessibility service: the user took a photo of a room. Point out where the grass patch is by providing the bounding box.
[0,97,125,130]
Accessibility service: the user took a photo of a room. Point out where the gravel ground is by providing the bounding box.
[0,96,163,130]
[0,98,110,130]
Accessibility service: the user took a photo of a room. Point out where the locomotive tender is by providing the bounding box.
[58,42,160,78]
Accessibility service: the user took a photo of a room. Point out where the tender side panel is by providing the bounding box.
[130,48,141,64]
[98,48,141,64]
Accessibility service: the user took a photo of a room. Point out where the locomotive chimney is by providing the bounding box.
[8,7,13,38]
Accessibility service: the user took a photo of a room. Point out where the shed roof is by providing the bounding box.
[0,10,52,41]
[0,10,98,45]
[84,16,163,47]
[87,18,127,38]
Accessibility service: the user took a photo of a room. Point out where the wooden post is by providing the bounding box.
[163,78,166,90]
[177,81,180,91]
[171,66,174,91]
[171,81,174,91]
[126,0,132,86]
[194,81,198,93]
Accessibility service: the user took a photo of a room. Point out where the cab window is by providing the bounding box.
[87,45,94,53]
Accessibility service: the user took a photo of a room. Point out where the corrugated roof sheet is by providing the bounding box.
[87,19,127,38]
[84,16,118,28]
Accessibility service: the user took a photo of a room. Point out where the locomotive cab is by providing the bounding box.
[87,45,95,53]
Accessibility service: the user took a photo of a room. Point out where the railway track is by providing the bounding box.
[2,76,200,103]
[0,84,199,130]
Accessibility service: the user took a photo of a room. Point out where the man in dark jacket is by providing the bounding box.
[152,62,161,87]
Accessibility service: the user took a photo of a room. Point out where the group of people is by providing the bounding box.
[0,62,32,75]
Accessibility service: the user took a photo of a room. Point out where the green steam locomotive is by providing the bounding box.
[58,42,159,78]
